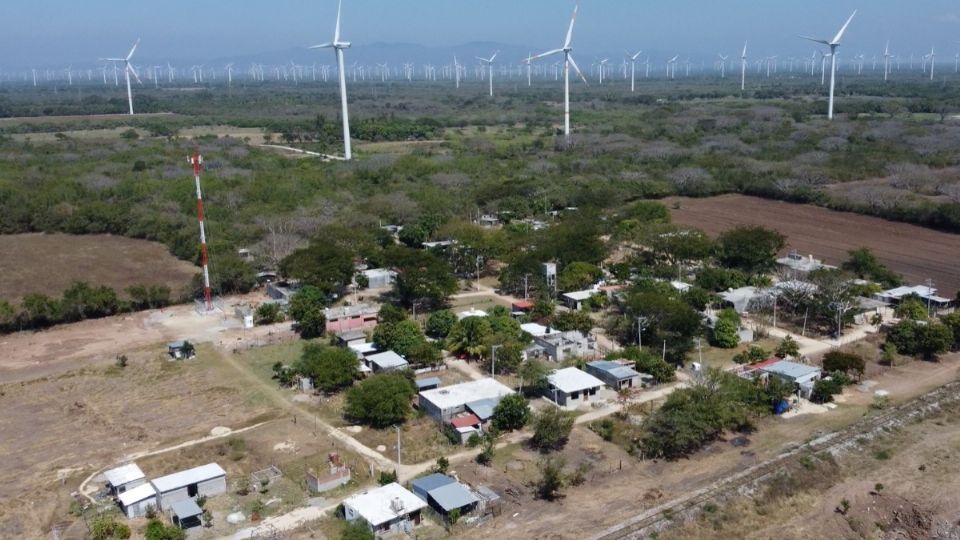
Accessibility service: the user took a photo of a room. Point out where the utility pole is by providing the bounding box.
[490,344,502,378]
[394,425,401,466]
[926,278,934,317]
[695,338,703,364]
[523,274,530,300]
[636,316,649,349]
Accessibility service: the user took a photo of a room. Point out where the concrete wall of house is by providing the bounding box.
[419,397,465,422]
[123,497,157,519]
[307,470,351,493]
[114,478,146,495]
[157,476,226,510]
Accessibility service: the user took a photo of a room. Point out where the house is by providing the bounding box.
[478,214,500,227]
[670,281,693,293]
[151,463,227,511]
[520,322,561,338]
[531,330,597,363]
[103,463,146,496]
[875,285,952,311]
[561,288,600,311]
[456,308,488,320]
[324,304,379,332]
[418,378,514,422]
[585,360,642,390]
[719,286,760,314]
[335,329,367,347]
[306,454,351,493]
[349,341,379,359]
[342,482,427,537]
[362,268,397,290]
[410,474,479,518]
[543,262,557,290]
[422,240,456,250]
[170,499,203,529]
[446,413,483,444]
[776,250,835,279]
[265,280,301,303]
[117,483,158,519]
[759,360,822,398]
[365,351,409,373]
[545,367,605,408]
[415,377,441,392]
[511,300,534,313]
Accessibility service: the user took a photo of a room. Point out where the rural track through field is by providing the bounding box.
[589,379,960,540]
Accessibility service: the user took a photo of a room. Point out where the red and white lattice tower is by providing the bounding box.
[190,149,214,312]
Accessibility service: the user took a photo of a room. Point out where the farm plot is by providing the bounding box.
[665,195,960,295]
[0,233,197,303]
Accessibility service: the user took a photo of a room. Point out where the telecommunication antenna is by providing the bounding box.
[190,150,214,312]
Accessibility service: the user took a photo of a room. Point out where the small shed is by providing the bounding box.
[447,413,483,444]
[464,398,498,422]
[152,463,226,511]
[585,361,641,391]
[336,330,368,347]
[366,351,409,373]
[117,483,158,519]
[546,367,604,408]
[103,463,146,496]
[170,498,203,529]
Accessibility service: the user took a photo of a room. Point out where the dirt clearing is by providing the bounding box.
[666,195,960,295]
[0,233,197,303]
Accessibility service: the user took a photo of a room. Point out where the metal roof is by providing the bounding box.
[428,482,479,513]
[151,463,226,494]
[587,361,640,381]
[103,463,145,487]
[465,398,498,420]
[415,377,441,389]
[367,351,408,370]
[449,413,482,429]
[563,289,597,301]
[170,498,203,519]
[411,473,456,496]
[419,378,514,411]
[761,360,821,381]
[343,482,427,527]
[548,367,605,394]
[520,322,560,337]
[117,482,157,507]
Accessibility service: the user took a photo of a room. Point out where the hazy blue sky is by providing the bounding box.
[3,0,960,66]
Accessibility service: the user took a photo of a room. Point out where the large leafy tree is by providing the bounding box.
[491,394,531,432]
[447,316,493,358]
[280,241,355,297]
[295,343,359,392]
[288,286,327,339]
[389,248,457,309]
[557,262,602,292]
[425,309,457,339]
[841,247,901,287]
[716,225,786,276]
[345,373,415,428]
[373,319,425,357]
[618,287,703,364]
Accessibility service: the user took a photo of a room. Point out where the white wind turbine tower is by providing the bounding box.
[627,50,642,92]
[883,41,891,81]
[225,63,234,86]
[101,39,142,115]
[718,53,728,78]
[526,2,588,139]
[475,51,498,97]
[928,46,935,81]
[740,42,748,90]
[598,58,608,84]
[310,0,353,160]
[800,10,856,120]
[454,56,461,88]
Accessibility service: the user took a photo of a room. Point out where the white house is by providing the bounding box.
[546,367,605,408]
[418,378,514,422]
[561,288,599,311]
[103,463,146,496]
[151,463,226,511]
[365,351,409,373]
[342,482,427,537]
[117,483,158,519]
[362,268,397,289]
[520,322,561,338]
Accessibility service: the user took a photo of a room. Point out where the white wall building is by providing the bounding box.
[151,463,227,511]
[545,367,604,409]
[418,378,514,422]
[118,483,158,518]
[342,482,427,537]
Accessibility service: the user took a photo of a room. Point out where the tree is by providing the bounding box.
[144,519,185,540]
[492,394,531,431]
[19,292,61,328]
[775,336,800,359]
[446,316,493,357]
[716,225,786,276]
[551,310,594,335]
[340,520,375,540]
[295,344,359,392]
[280,242,355,297]
[254,303,284,325]
[620,347,675,383]
[391,249,457,308]
[620,288,702,364]
[822,351,865,378]
[711,317,739,349]
[345,374,415,427]
[536,456,566,501]
[518,359,552,394]
[841,248,901,287]
[373,319,425,357]
[426,310,457,339]
[732,346,769,365]
[557,262,602,292]
[476,430,497,465]
[288,286,327,339]
[894,296,928,320]
[208,253,257,295]
[90,514,131,540]
[531,407,575,451]
[695,267,747,292]
[377,470,398,485]
[407,340,442,367]
[377,303,408,325]
[941,312,960,351]
[888,320,954,360]
[432,457,450,475]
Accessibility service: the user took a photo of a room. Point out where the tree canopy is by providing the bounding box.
[716,225,786,276]
[295,343,359,392]
[345,373,415,428]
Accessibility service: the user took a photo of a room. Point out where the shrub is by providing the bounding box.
[775,336,800,359]
[491,394,531,431]
[531,407,575,451]
[378,470,398,485]
[537,457,566,500]
[344,374,415,427]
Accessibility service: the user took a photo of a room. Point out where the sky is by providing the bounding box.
[3,0,960,67]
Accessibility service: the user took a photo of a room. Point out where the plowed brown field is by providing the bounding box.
[665,195,960,296]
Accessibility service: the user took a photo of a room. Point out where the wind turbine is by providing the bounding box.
[526,2,588,139]
[627,50,642,92]
[225,63,234,86]
[928,46,935,81]
[101,39,142,115]
[310,0,353,160]
[800,10,856,120]
[883,41,891,81]
[475,51,498,97]
[454,56,461,88]
[740,42,748,90]
[598,58,609,84]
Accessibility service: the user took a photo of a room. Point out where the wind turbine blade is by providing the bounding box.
[475,56,488,63]
[334,0,343,43]
[126,38,140,61]
[798,35,830,45]
[530,49,564,61]
[101,58,125,62]
[310,43,334,49]
[632,50,643,60]
[490,51,499,62]
[568,54,588,85]
[128,63,142,85]
[564,3,579,50]
[742,41,748,57]
[831,10,857,44]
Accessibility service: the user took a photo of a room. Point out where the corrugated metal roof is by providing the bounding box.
[411,473,456,496]
[449,414,481,428]
[151,463,225,493]
[465,398,498,420]
[367,351,408,370]
[428,482,479,512]
[170,498,203,518]
[761,360,821,381]
[117,482,156,506]
[415,377,441,389]
[103,463,145,487]
[587,361,640,380]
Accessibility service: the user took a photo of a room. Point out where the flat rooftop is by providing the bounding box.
[419,378,514,410]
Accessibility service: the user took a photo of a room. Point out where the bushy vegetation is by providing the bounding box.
[344,373,416,428]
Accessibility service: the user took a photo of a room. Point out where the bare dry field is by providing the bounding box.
[0,233,197,303]
[665,195,960,295]
[0,344,278,539]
